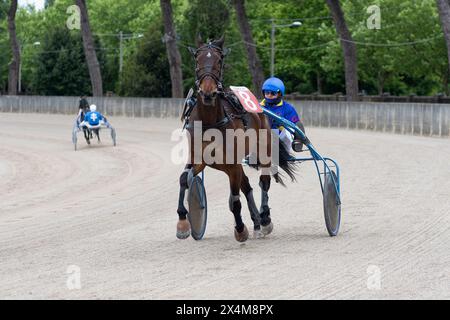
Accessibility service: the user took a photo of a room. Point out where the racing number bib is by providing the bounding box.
[230,86,263,113]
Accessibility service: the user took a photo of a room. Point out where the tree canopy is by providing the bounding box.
[0,0,448,96]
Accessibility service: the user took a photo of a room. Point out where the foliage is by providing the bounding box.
[31,26,106,96]
[117,16,171,97]
[0,0,9,93]
[2,0,449,97]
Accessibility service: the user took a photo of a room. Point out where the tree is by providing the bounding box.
[0,0,9,93]
[326,0,359,101]
[31,27,104,96]
[45,0,55,8]
[436,0,450,88]
[87,0,157,93]
[242,0,338,95]
[118,19,171,97]
[184,0,230,41]
[331,1,446,96]
[7,0,20,95]
[160,0,184,98]
[233,0,265,97]
[76,0,103,96]
[3,0,447,97]
[179,0,246,93]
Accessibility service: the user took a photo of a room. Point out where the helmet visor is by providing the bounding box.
[263,90,280,96]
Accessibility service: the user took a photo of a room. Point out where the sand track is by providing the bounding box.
[0,113,449,299]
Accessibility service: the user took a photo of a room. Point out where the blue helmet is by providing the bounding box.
[262,77,285,96]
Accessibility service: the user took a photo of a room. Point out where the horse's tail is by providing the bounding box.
[247,140,298,188]
[273,140,297,187]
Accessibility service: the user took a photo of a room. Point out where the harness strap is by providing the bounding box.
[223,91,249,130]
[185,114,231,132]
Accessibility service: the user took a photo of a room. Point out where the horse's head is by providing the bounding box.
[190,36,229,106]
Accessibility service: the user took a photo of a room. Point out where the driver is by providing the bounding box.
[81,104,110,127]
[260,77,307,152]
[79,105,111,145]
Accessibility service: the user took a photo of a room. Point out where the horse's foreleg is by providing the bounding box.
[177,165,191,220]
[259,174,273,236]
[240,169,262,237]
[176,164,192,239]
[176,163,206,239]
[228,168,248,242]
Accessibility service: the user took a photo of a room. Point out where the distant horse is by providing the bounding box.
[176,36,296,242]
[77,107,92,144]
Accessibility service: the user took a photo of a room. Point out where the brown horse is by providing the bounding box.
[176,36,296,242]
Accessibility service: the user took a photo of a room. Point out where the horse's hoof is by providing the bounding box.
[253,228,264,239]
[261,222,273,236]
[234,225,249,242]
[176,219,191,239]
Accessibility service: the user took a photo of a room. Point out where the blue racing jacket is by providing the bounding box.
[84,111,104,126]
[260,99,300,130]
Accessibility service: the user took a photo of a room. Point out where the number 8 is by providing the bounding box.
[238,91,257,111]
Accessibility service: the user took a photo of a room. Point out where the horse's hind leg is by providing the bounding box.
[256,117,273,235]
[240,168,262,238]
[228,167,248,242]
[259,173,273,236]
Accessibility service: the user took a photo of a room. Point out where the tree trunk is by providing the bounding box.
[76,0,103,97]
[436,0,450,85]
[160,0,184,98]
[326,0,359,101]
[7,0,19,96]
[233,0,265,98]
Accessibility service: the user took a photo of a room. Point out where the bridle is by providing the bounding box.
[192,43,226,95]
[185,42,232,131]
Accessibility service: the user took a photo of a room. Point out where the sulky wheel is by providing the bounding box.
[111,127,117,146]
[187,174,208,240]
[323,170,341,236]
[72,128,78,151]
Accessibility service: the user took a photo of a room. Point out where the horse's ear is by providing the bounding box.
[215,35,225,48]
[196,34,203,47]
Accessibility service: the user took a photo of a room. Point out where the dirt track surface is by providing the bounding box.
[0,113,449,300]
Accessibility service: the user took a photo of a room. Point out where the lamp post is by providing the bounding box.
[118,32,144,75]
[270,20,302,77]
[18,41,41,93]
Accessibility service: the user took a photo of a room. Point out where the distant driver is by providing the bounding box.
[81,104,110,127]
